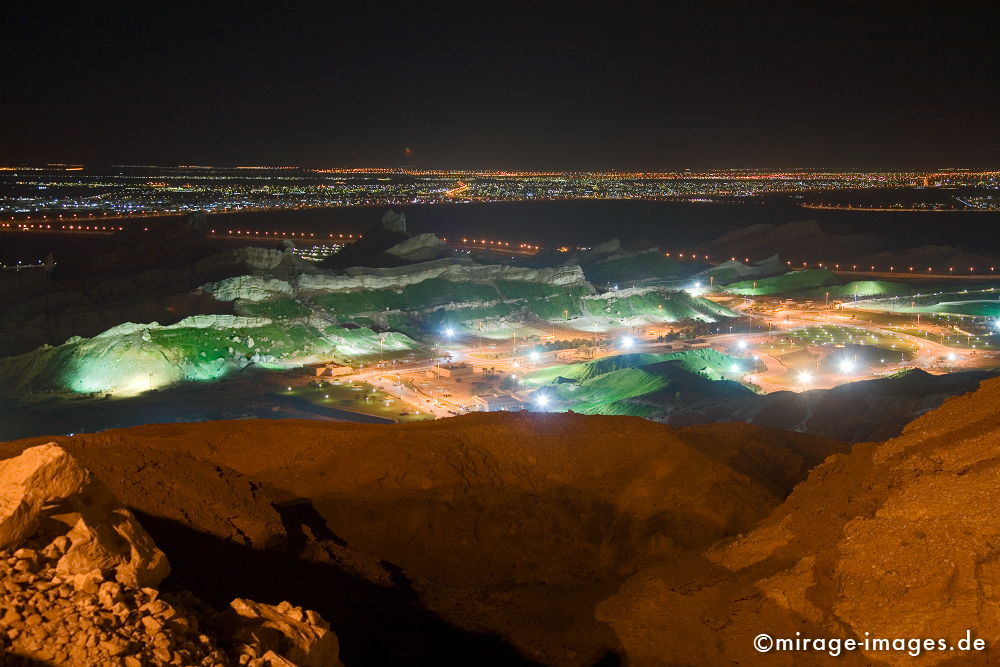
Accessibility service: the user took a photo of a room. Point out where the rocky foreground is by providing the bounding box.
[0,443,340,666]
[2,376,1000,665]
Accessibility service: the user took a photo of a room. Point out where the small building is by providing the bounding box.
[308,362,353,378]
[432,362,473,378]
[470,392,527,412]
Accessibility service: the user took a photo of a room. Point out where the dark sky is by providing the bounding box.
[2,2,997,169]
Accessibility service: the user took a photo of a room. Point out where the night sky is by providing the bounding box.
[3,2,997,169]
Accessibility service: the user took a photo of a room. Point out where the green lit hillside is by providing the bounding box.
[525,350,754,416]
[796,280,912,300]
[724,269,839,296]
[0,316,421,396]
[0,259,736,396]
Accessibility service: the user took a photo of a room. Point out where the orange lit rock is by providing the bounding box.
[226,598,342,667]
[0,443,89,547]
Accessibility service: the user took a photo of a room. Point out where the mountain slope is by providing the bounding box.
[598,375,1000,665]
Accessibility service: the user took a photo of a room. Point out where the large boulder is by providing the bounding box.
[0,442,89,546]
[0,443,169,588]
[226,598,342,667]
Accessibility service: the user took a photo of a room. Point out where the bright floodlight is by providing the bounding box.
[947,353,957,361]
[443,327,455,338]
[621,336,635,350]
[529,351,540,361]
[797,371,813,385]
[839,359,854,374]
[729,364,740,374]
[534,393,550,408]
[736,339,747,350]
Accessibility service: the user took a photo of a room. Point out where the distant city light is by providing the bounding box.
[797,371,813,385]
[529,351,540,361]
[839,359,854,374]
[443,327,455,339]
[729,364,740,374]
[534,393,550,409]
[736,339,747,350]
[620,336,635,350]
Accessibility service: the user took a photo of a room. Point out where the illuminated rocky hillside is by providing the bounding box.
[0,216,735,396]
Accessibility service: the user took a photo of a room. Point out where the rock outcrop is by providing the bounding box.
[302,257,590,292]
[204,275,297,303]
[383,233,451,263]
[225,599,341,667]
[0,444,340,667]
[0,443,169,589]
[319,209,413,269]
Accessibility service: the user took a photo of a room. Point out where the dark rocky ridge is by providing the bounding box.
[641,366,999,442]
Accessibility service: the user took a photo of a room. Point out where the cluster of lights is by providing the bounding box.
[219,229,321,238]
[0,222,125,232]
[664,252,711,261]
[8,166,994,222]
[780,260,997,277]
[458,238,542,252]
